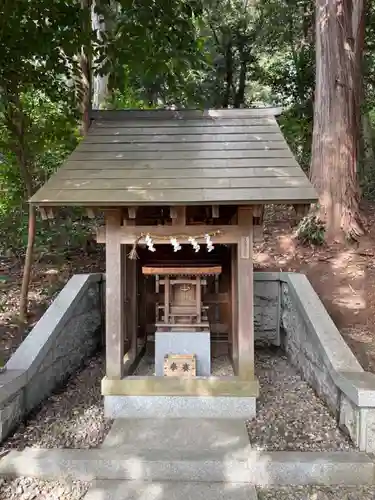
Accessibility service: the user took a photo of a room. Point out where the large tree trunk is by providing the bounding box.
[222,41,233,108]
[79,48,92,135]
[79,0,92,135]
[310,0,365,241]
[234,49,247,108]
[91,0,111,109]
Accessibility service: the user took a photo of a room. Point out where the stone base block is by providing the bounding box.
[155,331,211,376]
[104,395,256,419]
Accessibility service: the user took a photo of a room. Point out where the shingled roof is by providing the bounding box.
[30,108,317,207]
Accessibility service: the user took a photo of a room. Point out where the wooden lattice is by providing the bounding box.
[163,354,197,377]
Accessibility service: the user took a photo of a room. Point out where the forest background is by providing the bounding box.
[0,0,372,322]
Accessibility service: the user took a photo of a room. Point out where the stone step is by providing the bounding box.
[0,448,373,486]
[100,418,251,458]
[82,480,258,500]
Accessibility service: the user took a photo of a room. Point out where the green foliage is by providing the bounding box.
[0,0,85,255]
[295,213,326,246]
[278,105,313,173]
[0,0,85,98]
[0,91,78,194]
[97,0,205,100]
[0,91,79,254]
[2,0,375,257]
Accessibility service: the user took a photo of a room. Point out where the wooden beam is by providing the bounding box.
[159,279,207,286]
[237,206,254,380]
[142,266,222,276]
[252,204,264,223]
[146,323,228,334]
[102,375,260,397]
[128,207,137,219]
[252,205,264,244]
[105,209,125,379]
[96,225,241,245]
[170,206,186,225]
[212,205,219,218]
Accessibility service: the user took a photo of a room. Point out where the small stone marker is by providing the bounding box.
[164,354,196,377]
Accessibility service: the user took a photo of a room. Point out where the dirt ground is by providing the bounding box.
[1,204,375,372]
[255,202,375,373]
[0,244,104,365]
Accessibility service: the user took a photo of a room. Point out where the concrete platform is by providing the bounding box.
[83,481,258,500]
[0,447,373,485]
[104,394,256,419]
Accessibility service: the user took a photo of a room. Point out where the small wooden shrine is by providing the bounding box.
[29,108,317,418]
[142,265,222,332]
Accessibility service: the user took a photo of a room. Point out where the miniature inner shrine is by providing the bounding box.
[143,265,221,333]
[29,108,317,419]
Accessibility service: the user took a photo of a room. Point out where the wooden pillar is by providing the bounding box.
[170,206,186,225]
[127,252,138,362]
[196,277,201,324]
[164,276,170,324]
[236,207,254,380]
[231,245,238,374]
[105,209,125,379]
[122,245,129,353]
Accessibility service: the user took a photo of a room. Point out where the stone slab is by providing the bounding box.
[155,331,211,376]
[5,273,102,380]
[280,273,363,375]
[249,451,374,486]
[0,448,251,483]
[104,395,256,419]
[101,418,251,458]
[83,481,258,500]
[0,448,373,486]
[336,371,375,407]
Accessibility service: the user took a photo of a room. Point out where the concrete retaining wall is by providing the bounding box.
[3,269,375,451]
[0,274,103,443]
[254,272,280,345]
[280,272,375,453]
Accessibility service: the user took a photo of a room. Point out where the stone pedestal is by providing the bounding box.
[155,331,211,376]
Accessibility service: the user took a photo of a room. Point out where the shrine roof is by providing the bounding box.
[30,108,317,207]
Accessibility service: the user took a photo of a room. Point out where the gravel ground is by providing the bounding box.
[0,351,112,453]
[0,352,110,500]
[0,348,354,498]
[247,349,353,451]
[135,348,352,451]
[257,486,375,500]
[0,477,89,500]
